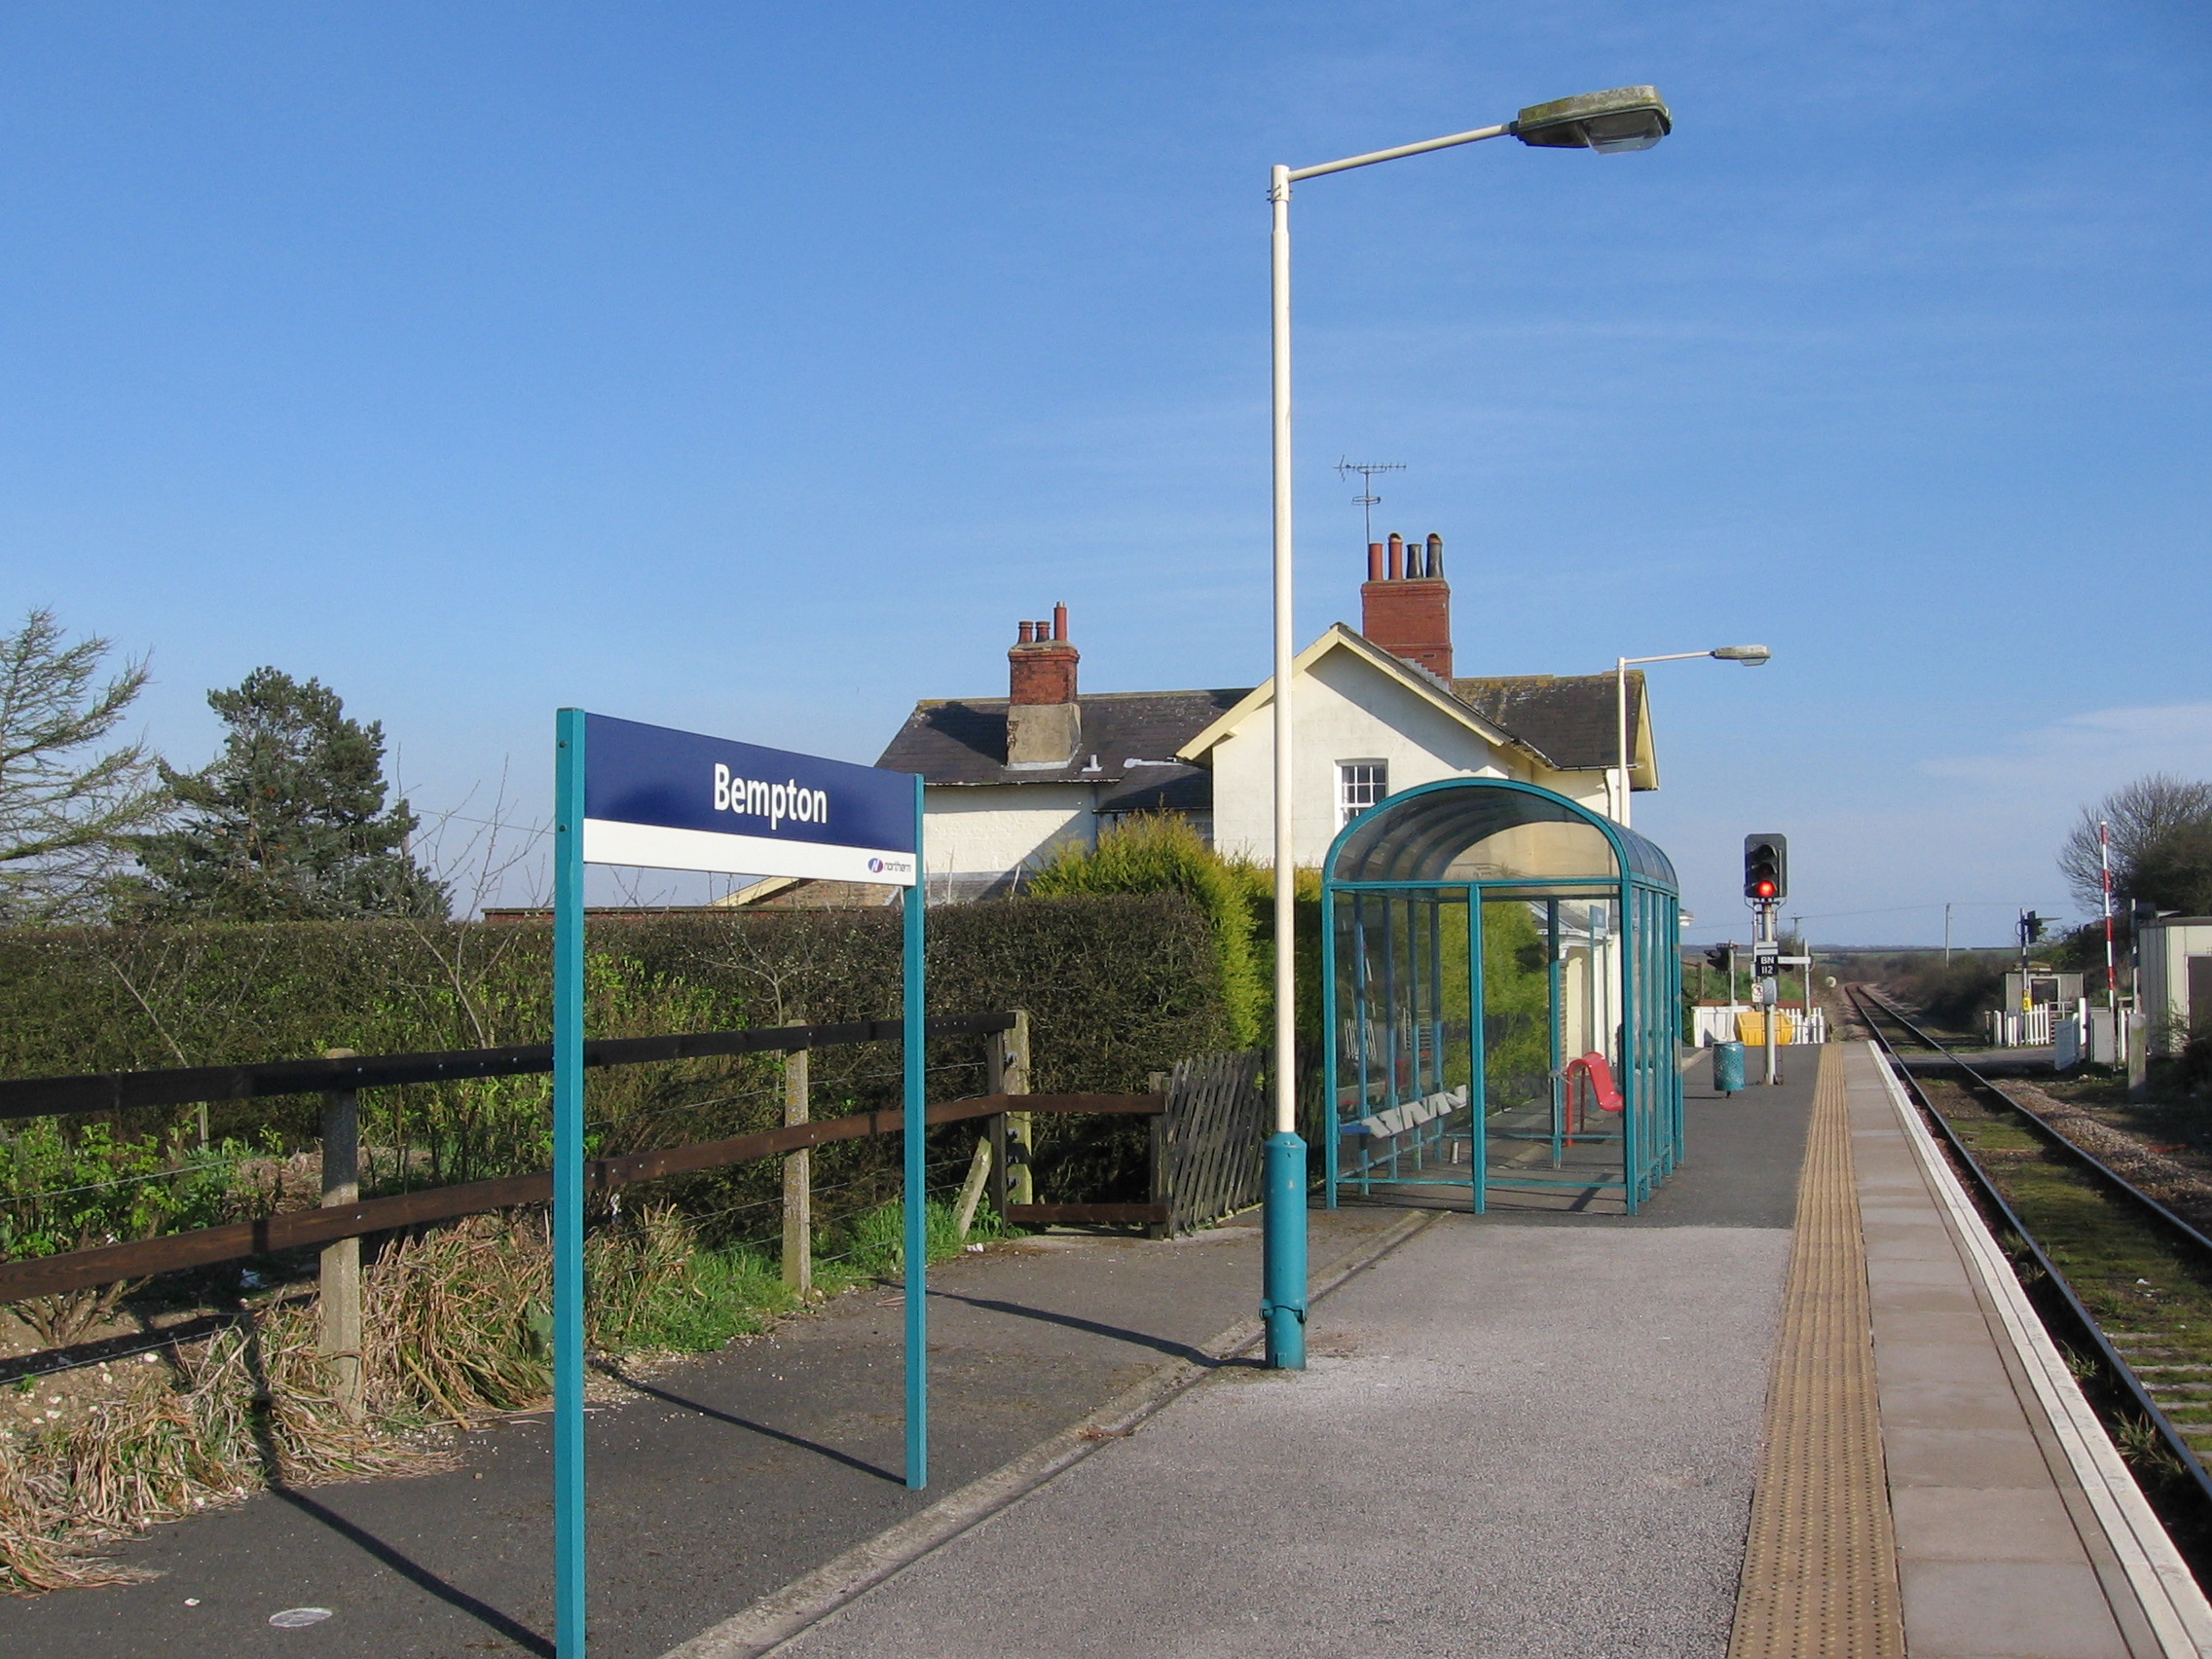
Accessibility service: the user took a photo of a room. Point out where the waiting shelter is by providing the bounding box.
[1321,777,1683,1213]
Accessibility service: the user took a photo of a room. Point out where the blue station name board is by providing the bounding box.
[580,713,917,885]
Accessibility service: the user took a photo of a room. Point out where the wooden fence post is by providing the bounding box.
[986,1011,1032,1210]
[318,1049,363,1421]
[782,1033,812,1293]
[1146,1069,1171,1240]
[952,1137,992,1237]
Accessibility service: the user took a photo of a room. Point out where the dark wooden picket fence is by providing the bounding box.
[1151,1051,1263,1235]
[1150,1048,1333,1236]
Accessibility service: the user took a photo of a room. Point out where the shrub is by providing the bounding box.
[1890,952,2009,1029]
[1030,815,1265,1048]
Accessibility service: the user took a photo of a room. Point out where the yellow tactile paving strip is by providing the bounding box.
[1729,1044,1907,1659]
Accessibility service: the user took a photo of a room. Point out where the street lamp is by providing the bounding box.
[1612,645,1770,828]
[1264,87,1674,1372]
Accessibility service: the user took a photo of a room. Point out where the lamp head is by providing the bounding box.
[1712,645,1771,665]
[1513,86,1672,154]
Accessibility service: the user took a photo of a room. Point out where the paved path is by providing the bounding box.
[773,1218,1792,1659]
[1845,1042,2211,1657]
[757,1062,1812,1659]
[0,1208,1411,1659]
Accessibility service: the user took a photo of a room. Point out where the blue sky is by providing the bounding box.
[4,3,2207,942]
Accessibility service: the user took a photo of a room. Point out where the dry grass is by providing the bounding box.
[0,1301,444,1593]
[0,1196,969,1595]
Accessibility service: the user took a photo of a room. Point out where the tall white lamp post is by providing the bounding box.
[1265,88,1675,1371]
[1611,645,1770,828]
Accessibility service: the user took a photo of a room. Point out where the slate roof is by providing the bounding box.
[877,661,1641,809]
[1451,673,1640,772]
[874,689,1249,806]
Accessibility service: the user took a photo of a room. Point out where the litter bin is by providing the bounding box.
[1714,1041,1746,1095]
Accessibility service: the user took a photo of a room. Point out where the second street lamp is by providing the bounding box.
[1263,88,1674,1372]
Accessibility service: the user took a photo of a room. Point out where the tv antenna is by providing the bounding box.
[1335,459,1406,545]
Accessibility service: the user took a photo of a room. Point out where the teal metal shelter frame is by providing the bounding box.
[1321,778,1682,1214]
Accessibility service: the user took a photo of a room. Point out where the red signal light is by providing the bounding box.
[1754,880,1776,899]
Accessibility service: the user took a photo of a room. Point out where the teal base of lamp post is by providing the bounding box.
[1262,1131,1308,1369]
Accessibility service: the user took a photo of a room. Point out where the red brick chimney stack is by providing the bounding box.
[1360,533,1453,679]
[1007,605,1082,765]
[1010,608,1079,706]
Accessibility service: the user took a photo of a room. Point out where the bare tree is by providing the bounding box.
[2058,773,2212,912]
[0,608,166,922]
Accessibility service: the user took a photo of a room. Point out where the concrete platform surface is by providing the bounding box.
[771,1217,1792,1659]
[751,1059,1820,1659]
[1846,1042,2200,1658]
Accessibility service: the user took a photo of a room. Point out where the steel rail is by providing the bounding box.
[1849,985,2212,1515]
[1860,988,2212,1259]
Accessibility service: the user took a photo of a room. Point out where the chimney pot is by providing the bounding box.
[1360,529,1453,679]
[1018,620,1036,644]
[1052,602,1068,643]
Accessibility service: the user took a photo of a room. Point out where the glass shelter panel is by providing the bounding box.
[1331,889,1478,1199]
[1477,892,1628,1200]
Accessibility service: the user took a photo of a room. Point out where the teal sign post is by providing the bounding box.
[552,711,924,1659]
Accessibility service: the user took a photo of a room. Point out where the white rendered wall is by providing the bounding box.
[923,783,1096,883]
[1210,651,1510,865]
[1207,650,1613,866]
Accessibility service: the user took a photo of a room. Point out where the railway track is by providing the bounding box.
[1849,983,2212,1538]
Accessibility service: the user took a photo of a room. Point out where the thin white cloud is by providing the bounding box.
[1922,703,2212,791]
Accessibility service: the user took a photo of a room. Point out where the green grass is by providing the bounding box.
[603,1197,1015,1357]
[606,1242,796,1352]
[1940,1089,2212,1335]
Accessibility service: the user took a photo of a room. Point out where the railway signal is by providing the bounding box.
[1705,944,1731,973]
[1743,834,1787,903]
[1740,834,1789,1087]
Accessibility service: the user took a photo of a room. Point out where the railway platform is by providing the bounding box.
[679,1044,2212,1659]
[6,1044,2211,1657]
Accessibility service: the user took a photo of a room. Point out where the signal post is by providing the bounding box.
[1744,834,1788,1084]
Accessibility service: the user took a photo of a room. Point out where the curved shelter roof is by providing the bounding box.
[1324,777,1677,891]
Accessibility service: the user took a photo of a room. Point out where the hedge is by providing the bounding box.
[0,893,1232,1225]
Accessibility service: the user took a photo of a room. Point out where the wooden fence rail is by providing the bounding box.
[0,1092,1161,1304]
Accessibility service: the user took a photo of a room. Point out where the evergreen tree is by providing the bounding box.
[0,608,167,922]
[129,668,448,921]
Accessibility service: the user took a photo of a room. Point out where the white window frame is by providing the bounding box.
[1337,760,1388,828]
